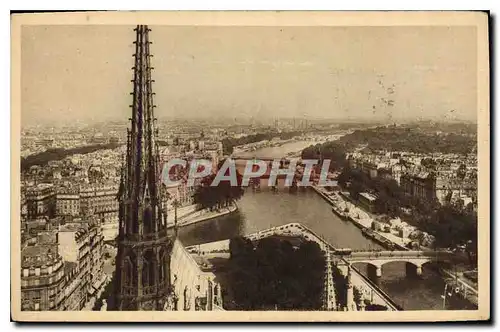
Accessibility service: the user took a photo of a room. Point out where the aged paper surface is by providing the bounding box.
[11,11,489,322]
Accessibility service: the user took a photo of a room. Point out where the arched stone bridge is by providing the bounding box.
[337,250,454,278]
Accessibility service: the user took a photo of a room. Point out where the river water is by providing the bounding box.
[178,141,476,310]
[231,140,320,160]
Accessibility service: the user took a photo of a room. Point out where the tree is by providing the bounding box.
[192,160,244,210]
[227,236,325,310]
[457,163,467,180]
[302,142,347,171]
[349,181,363,201]
[21,143,121,171]
[223,131,303,156]
[192,174,218,210]
[229,236,254,260]
[337,165,352,187]
[302,125,476,155]
[421,158,436,170]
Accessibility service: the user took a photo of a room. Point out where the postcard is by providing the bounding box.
[11,11,490,322]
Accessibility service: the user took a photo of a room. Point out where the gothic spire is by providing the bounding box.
[114,25,171,311]
[121,24,164,236]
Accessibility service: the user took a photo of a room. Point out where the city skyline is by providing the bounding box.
[21,25,477,126]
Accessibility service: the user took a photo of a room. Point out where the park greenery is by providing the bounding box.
[227,236,325,310]
[337,126,476,154]
[302,125,477,261]
[21,143,121,171]
[338,166,404,216]
[192,159,244,210]
[222,130,302,155]
[302,125,477,167]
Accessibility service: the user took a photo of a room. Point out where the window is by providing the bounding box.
[123,254,137,288]
[142,250,156,290]
[32,290,41,300]
[143,204,153,235]
[158,249,166,283]
[34,303,39,311]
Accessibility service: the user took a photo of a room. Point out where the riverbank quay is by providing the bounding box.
[185,239,230,254]
[167,203,238,229]
[101,204,238,242]
[311,185,409,250]
[186,222,400,311]
[311,185,479,307]
[166,204,198,224]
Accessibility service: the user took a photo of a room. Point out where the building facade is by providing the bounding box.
[361,161,378,179]
[79,184,119,224]
[168,239,224,311]
[20,219,106,312]
[400,171,437,202]
[56,191,80,217]
[26,183,56,219]
[57,217,106,310]
[21,244,66,311]
[358,192,377,212]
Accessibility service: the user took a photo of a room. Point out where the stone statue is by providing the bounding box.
[100,299,107,311]
[163,295,175,311]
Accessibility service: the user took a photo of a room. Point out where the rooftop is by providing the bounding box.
[59,223,83,232]
[26,183,54,193]
[22,244,60,268]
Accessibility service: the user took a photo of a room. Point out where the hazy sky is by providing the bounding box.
[21,25,477,125]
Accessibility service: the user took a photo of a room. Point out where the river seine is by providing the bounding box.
[178,141,476,310]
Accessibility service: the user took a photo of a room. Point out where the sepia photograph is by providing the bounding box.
[10,11,490,322]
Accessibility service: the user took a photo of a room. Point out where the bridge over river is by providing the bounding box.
[338,250,454,278]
